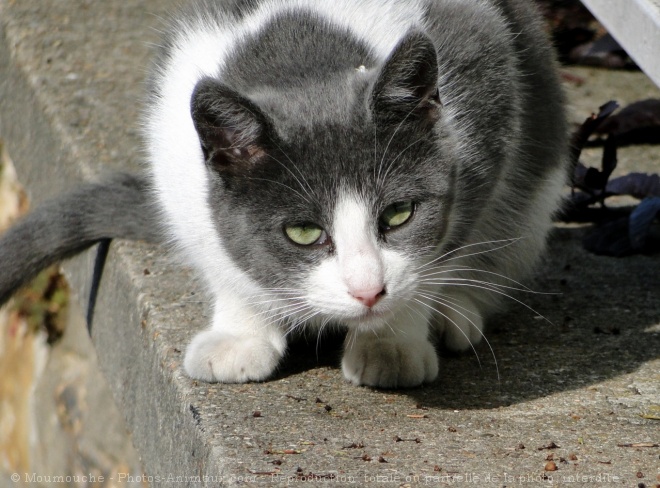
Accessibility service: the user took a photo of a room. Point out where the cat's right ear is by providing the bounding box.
[191,78,272,174]
[371,31,440,126]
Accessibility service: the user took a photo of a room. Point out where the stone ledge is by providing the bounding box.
[1,1,659,486]
[0,0,214,481]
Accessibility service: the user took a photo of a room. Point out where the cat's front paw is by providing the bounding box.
[184,330,284,383]
[341,335,439,388]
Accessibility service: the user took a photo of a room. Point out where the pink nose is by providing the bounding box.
[350,286,386,308]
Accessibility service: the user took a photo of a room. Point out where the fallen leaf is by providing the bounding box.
[606,173,660,199]
[342,442,365,450]
[629,197,660,251]
[263,449,303,455]
[594,99,660,145]
[569,34,633,70]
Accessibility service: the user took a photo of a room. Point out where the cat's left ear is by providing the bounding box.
[191,77,273,174]
[371,31,441,126]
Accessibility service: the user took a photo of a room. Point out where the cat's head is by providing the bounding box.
[191,32,457,330]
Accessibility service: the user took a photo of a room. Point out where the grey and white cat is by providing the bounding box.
[0,0,568,388]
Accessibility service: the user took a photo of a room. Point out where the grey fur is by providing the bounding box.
[0,174,159,305]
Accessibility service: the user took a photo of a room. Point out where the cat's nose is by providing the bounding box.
[350,286,386,308]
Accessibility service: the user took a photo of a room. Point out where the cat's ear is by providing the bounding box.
[372,32,441,125]
[191,78,272,173]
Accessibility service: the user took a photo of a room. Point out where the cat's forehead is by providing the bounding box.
[249,131,441,217]
[245,112,442,214]
[246,72,375,136]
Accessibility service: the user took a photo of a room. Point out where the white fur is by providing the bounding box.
[306,193,421,327]
[305,193,385,321]
[184,290,287,382]
[307,192,439,387]
[341,303,438,388]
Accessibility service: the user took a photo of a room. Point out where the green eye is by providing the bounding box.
[284,223,326,246]
[380,201,414,230]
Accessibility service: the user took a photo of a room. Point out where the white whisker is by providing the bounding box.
[420,281,552,324]
[415,288,481,317]
[315,317,333,357]
[415,238,523,272]
[412,298,482,370]
[244,176,310,203]
[269,143,316,203]
[378,136,426,187]
[416,291,499,381]
[419,277,543,295]
[419,266,538,293]
[376,97,429,188]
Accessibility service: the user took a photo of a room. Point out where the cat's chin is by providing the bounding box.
[340,308,396,331]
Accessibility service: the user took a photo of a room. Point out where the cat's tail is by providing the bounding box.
[0,173,161,306]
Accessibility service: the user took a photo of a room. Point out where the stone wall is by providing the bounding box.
[0,143,144,487]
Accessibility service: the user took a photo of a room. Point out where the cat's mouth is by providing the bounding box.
[361,307,389,319]
[341,305,396,329]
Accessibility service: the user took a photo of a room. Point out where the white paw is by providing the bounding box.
[183,330,284,383]
[438,300,484,351]
[341,335,439,388]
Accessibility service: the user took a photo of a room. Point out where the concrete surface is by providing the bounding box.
[0,1,658,487]
[1,120,143,486]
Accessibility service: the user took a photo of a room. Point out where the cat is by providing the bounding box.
[0,0,568,388]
